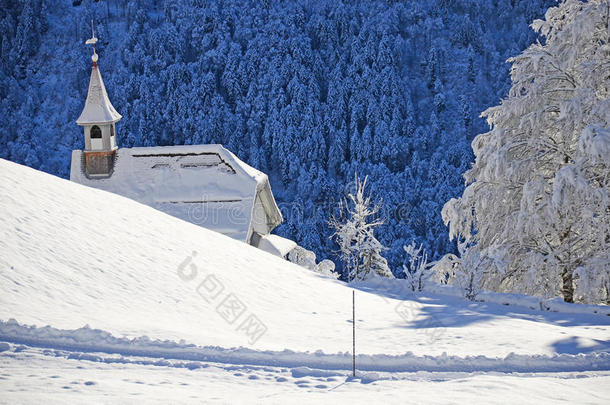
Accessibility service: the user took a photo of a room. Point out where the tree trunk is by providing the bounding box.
[561,268,574,303]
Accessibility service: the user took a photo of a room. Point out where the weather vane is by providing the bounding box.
[85,19,98,65]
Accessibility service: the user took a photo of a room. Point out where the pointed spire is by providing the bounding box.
[76,20,122,126]
[76,66,122,125]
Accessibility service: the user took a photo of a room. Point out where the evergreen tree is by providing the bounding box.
[329,175,393,281]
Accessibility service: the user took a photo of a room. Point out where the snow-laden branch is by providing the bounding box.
[441,0,610,304]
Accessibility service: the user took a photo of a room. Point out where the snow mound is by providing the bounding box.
[1,321,608,373]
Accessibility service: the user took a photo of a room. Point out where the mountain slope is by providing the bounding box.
[0,158,609,362]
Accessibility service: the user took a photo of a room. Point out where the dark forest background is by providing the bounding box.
[0,0,554,277]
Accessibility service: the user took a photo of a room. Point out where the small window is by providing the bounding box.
[110,125,115,137]
[91,125,102,139]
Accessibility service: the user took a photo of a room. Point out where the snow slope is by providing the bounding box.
[0,158,609,366]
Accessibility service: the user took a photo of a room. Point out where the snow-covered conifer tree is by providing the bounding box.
[330,175,394,281]
[403,241,429,292]
[442,0,610,303]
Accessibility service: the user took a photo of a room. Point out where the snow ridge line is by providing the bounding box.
[1,320,609,373]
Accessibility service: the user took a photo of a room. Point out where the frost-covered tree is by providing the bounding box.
[330,175,393,281]
[403,241,429,292]
[442,0,610,304]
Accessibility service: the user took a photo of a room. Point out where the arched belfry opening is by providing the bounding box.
[90,125,102,138]
[90,125,103,151]
[75,21,122,177]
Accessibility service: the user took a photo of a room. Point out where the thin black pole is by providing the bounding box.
[352,290,356,377]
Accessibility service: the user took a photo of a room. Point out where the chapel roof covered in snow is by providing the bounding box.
[76,63,122,125]
[70,144,283,243]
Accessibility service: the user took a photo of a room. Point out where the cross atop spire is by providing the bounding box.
[85,20,99,65]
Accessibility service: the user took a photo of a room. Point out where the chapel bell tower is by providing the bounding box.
[76,21,122,177]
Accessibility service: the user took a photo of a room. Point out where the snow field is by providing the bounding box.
[0,158,609,403]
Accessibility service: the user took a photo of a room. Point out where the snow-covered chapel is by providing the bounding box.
[70,26,294,257]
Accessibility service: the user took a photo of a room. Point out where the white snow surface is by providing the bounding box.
[75,63,122,125]
[258,234,297,258]
[1,159,609,402]
[1,345,609,405]
[70,144,282,243]
[2,158,610,357]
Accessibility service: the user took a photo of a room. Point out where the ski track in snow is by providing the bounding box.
[1,320,609,374]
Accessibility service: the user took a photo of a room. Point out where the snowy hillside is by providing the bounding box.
[1,159,609,402]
